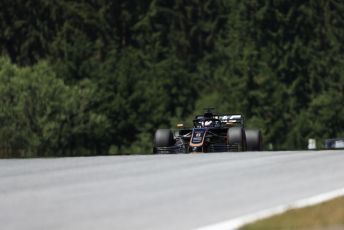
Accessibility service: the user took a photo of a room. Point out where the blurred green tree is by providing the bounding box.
[0,58,109,157]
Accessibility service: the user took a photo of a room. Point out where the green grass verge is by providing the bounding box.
[240,196,344,230]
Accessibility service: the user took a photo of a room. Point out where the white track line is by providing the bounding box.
[196,187,344,230]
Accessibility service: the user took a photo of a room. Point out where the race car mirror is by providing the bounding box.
[176,123,184,128]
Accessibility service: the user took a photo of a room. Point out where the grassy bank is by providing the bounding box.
[240,196,344,230]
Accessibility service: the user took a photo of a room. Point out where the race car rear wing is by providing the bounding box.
[193,114,245,128]
[216,114,245,128]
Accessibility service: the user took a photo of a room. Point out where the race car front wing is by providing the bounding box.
[154,143,241,154]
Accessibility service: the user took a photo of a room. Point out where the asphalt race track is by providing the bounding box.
[1,150,344,230]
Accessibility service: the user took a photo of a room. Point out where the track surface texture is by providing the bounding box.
[1,150,344,230]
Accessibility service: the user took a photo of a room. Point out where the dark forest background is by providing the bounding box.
[0,0,343,157]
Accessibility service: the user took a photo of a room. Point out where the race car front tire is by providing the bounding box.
[153,129,174,153]
[227,127,247,151]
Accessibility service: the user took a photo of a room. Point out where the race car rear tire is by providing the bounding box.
[153,129,174,153]
[245,129,263,151]
[227,127,247,151]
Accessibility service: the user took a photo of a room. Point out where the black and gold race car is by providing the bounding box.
[153,108,262,153]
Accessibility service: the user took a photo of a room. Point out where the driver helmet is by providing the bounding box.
[204,120,213,127]
[203,111,213,127]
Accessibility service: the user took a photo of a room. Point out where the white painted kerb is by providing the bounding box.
[196,187,344,230]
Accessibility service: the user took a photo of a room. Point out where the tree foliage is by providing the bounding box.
[0,0,343,156]
[0,58,109,157]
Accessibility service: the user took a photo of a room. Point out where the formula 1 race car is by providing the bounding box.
[153,108,262,153]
